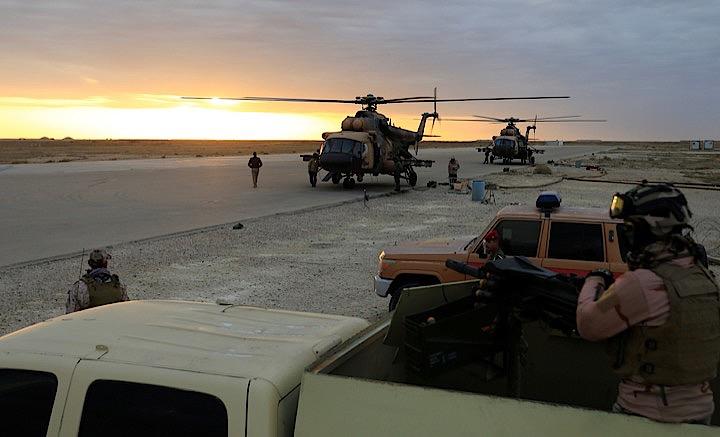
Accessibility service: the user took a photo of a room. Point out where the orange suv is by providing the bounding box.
[375,192,630,310]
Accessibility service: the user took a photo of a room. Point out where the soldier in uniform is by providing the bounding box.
[483,229,505,261]
[248,151,263,188]
[308,151,320,187]
[448,157,460,185]
[577,183,720,424]
[66,249,129,313]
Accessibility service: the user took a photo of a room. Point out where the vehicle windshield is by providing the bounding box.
[322,138,364,157]
[494,138,516,148]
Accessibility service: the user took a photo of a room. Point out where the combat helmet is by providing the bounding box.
[610,182,692,237]
[88,248,111,269]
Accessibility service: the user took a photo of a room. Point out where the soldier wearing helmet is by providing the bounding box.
[577,183,719,424]
[66,249,129,313]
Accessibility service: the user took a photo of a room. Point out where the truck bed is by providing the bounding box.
[297,282,719,435]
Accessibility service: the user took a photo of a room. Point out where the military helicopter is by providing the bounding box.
[183,92,570,189]
[445,115,605,165]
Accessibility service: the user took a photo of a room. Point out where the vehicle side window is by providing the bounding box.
[0,369,58,437]
[494,220,541,257]
[78,380,228,437]
[616,223,630,262]
[548,222,604,262]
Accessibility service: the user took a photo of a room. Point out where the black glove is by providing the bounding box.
[586,269,614,289]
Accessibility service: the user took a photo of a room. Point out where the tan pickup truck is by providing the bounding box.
[375,193,630,310]
[1,297,717,435]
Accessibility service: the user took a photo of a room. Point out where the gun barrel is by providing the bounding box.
[445,259,483,278]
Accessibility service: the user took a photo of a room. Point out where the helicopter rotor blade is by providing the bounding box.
[533,119,607,123]
[382,95,569,104]
[472,115,508,122]
[381,96,435,103]
[534,115,581,121]
[181,96,360,104]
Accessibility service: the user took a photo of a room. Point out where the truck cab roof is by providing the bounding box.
[495,204,621,222]
[0,300,368,397]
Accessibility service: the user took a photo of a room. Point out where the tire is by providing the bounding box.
[530,156,536,165]
[343,178,356,189]
[331,173,341,184]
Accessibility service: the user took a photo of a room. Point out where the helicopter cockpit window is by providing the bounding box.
[323,138,364,156]
[494,138,516,148]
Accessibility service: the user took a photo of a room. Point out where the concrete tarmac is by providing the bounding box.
[0,145,600,266]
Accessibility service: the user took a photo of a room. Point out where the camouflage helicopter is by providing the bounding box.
[445,115,605,165]
[183,93,570,189]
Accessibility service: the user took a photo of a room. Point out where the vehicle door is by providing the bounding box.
[467,219,543,271]
[541,220,609,276]
[0,353,78,437]
[58,361,248,437]
[605,222,630,277]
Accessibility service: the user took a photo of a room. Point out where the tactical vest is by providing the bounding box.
[608,262,720,385]
[81,273,125,308]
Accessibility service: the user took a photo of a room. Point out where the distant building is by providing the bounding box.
[704,140,714,150]
[545,140,564,147]
[690,140,701,150]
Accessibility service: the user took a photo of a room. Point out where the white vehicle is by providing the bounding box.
[1,297,716,436]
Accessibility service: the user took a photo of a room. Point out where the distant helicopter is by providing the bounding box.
[445,115,605,165]
[183,93,570,189]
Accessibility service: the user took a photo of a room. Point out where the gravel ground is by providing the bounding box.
[2,169,719,336]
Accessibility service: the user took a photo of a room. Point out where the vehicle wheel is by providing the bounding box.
[530,156,536,165]
[343,178,356,189]
[331,173,341,184]
[408,170,417,187]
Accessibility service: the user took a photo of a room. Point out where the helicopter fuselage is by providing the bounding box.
[315,110,434,188]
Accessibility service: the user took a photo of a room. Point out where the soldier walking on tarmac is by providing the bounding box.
[66,249,128,313]
[248,151,263,188]
[308,150,320,187]
[577,183,719,425]
[448,157,460,184]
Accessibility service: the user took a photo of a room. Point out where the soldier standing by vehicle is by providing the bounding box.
[484,148,491,164]
[66,249,128,313]
[483,229,505,261]
[448,157,460,184]
[577,183,720,425]
[248,151,263,188]
[308,150,320,187]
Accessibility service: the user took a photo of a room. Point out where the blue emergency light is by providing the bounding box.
[536,191,562,211]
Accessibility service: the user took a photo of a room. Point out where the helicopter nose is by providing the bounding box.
[319,152,354,172]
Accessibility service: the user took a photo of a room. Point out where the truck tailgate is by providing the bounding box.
[294,372,714,436]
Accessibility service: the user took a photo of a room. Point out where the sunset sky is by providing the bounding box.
[1,1,718,141]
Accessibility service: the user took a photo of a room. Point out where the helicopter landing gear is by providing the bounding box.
[331,173,342,184]
[357,175,364,182]
[530,156,536,165]
[406,168,417,187]
[342,177,356,189]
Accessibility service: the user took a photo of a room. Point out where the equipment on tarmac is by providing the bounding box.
[183,92,569,190]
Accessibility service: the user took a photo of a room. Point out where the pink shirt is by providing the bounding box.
[577,257,715,423]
